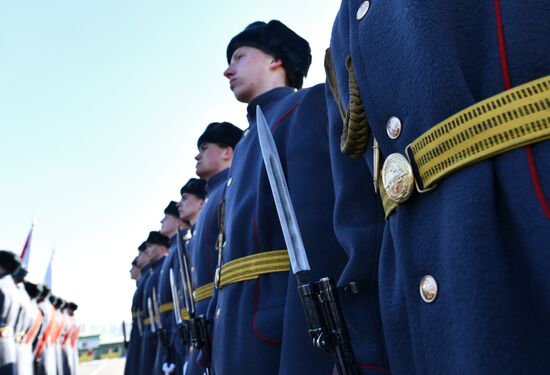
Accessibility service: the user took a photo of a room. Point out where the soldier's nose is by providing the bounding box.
[223,67,233,79]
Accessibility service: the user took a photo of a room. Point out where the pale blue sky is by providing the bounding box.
[0,1,340,331]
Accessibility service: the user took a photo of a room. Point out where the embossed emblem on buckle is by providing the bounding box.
[382,153,414,203]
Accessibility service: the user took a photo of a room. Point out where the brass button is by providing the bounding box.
[191,266,195,273]
[227,177,232,187]
[386,116,402,139]
[419,275,438,303]
[382,153,414,203]
[216,307,221,320]
[356,1,370,20]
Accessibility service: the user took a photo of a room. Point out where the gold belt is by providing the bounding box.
[180,309,190,321]
[161,302,190,320]
[15,331,26,343]
[0,326,12,338]
[381,75,550,217]
[193,282,214,303]
[216,250,290,289]
[159,302,174,314]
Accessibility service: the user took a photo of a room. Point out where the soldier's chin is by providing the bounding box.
[232,87,251,103]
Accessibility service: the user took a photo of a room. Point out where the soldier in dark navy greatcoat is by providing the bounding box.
[209,20,348,375]
[185,121,242,375]
[138,231,170,375]
[325,1,550,374]
[124,242,150,375]
[174,178,207,373]
[152,201,188,375]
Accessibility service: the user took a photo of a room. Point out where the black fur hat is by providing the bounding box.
[24,281,40,299]
[226,20,312,89]
[138,241,147,252]
[180,178,207,200]
[145,231,170,248]
[38,284,50,300]
[0,250,21,274]
[67,302,78,311]
[12,266,28,283]
[164,201,180,219]
[197,122,243,149]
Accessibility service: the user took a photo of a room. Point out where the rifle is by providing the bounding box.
[256,106,359,375]
[122,321,128,349]
[175,227,212,374]
[152,287,175,374]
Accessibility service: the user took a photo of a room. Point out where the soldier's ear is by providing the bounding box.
[223,146,234,161]
[269,58,283,69]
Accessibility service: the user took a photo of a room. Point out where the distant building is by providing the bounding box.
[78,334,126,362]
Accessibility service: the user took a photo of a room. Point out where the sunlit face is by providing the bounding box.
[145,243,167,262]
[136,251,150,268]
[176,193,204,223]
[195,142,228,180]
[160,214,180,237]
[129,265,140,280]
[223,46,276,103]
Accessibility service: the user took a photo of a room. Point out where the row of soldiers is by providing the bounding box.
[0,250,80,375]
[125,3,550,374]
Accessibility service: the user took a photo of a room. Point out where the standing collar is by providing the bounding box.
[207,168,230,192]
[150,256,165,270]
[247,87,295,121]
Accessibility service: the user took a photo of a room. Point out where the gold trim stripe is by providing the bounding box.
[219,250,290,288]
[159,302,174,313]
[180,309,190,321]
[0,326,12,337]
[193,283,214,303]
[410,75,550,189]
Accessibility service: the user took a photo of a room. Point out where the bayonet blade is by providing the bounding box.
[169,268,183,324]
[256,106,311,280]
[176,227,195,317]
[152,287,162,330]
[136,311,143,336]
[147,297,156,333]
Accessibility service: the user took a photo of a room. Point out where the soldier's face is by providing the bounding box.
[177,193,204,222]
[130,265,140,280]
[136,251,150,267]
[195,142,229,180]
[160,214,180,237]
[224,46,275,103]
[145,243,167,262]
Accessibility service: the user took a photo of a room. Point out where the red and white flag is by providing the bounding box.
[20,222,34,269]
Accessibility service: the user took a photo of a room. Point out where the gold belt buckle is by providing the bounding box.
[381,153,415,203]
[381,144,437,204]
